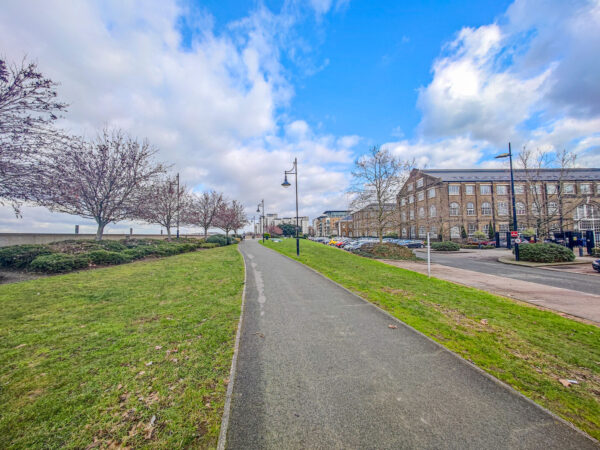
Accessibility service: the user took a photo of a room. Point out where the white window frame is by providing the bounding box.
[418,207,425,219]
[417,191,424,201]
[416,178,423,188]
[449,202,460,216]
[466,202,475,216]
[563,183,575,194]
[480,185,491,195]
[465,185,475,195]
[547,184,557,195]
[448,185,460,195]
[428,188,436,198]
[496,185,508,195]
[580,183,591,194]
[429,205,437,217]
[481,202,492,215]
[497,201,508,216]
[514,185,524,194]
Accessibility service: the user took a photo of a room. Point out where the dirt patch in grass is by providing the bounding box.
[356,243,417,260]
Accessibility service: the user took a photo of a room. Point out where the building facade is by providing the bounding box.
[350,203,398,237]
[397,168,600,241]
[259,213,310,235]
[313,210,350,237]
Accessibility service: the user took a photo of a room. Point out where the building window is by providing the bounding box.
[407,183,413,192]
[481,202,492,215]
[409,210,414,220]
[430,225,437,235]
[496,185,508,195]
[402,227,407,237]
[530,184,542,194]
[450,226,460,238]
[499,223,509,232]
[466,202,475,216]
[483,223,489,234]
[597,184,600,194]
[563,183,574,194]
[400,197,406,206]
[410,225,415,238]
[580,183,591,194]
[465,185,474,195]
[417,191,425,201]
[497,201,508,216]
[514,185,524,194]
[532,203,540,216]
[449,185,460,195]
[450,202,460,216]
[516,202,525,215]
[548,202,558,215]
[467,223,477,236]
[409,195,414,204]
[418,226,426,238]
[416,178,424,188]
[428,188,436,198]
[480,185,491,195]
[547,184,557,195]
[429,205,437,217]
[418,207,425,219]
[401,211,406,222]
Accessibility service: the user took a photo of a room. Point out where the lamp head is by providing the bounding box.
[281,174,291,188]
[495,152,510,159]
[256,206,261,213]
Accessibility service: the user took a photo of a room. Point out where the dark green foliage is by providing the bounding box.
[592,247,600,257]
[97,240,127,252]
[460,244,495,249]
[206,235,229,246]
[199,243,219,249]
[519,243,575,263]
[355,243,416,260]
[0,245,54,269]
[87,250,132,265]
[431,241,460,251]
[461,226,467,239]
[488,221,495,239]
[29,253,89,273]
[121,247,154,260]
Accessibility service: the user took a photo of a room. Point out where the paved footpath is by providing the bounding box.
[225,240,597,449]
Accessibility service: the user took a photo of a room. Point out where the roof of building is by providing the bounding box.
[421,168,600,182]
[322,210,350,217]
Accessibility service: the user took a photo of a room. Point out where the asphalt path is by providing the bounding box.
[225,240,597,449]
[416,249,600,296]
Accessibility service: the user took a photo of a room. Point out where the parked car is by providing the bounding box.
[593,259,600,273]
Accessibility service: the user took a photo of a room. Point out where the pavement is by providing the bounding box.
[382,259,600,325]
[224,239,597,449]
[414,248,600,296]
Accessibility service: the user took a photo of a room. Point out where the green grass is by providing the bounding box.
[263,239,600,440]
[0,246,244,449]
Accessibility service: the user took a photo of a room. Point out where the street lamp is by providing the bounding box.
[282,157,300,256]
[495,142,519,261]
[257,199,264,243]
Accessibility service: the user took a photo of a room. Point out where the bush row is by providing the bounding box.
[431,241,460,251]
[518,243,575,263]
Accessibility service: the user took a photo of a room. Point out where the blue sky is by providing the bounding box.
[0,0,599,232]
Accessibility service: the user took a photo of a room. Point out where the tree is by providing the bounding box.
[488,221,495,239]
[40,129,165,240]
[135,175,190,240]
[279,223,300,237]
[214,200,247,240]
[350,146,413,243]
[0,57,69,212]
[186,191,224,238]
[461,225,467,239]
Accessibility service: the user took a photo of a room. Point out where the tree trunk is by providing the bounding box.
[95,222,106,241]
[166,226,172,241]
[204,227,208,238]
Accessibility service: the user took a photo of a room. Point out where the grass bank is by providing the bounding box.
[263,239,600,440]
[0,245,244,449]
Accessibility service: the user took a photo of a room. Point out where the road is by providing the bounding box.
[416,248,600,296]
[224,240,597,449]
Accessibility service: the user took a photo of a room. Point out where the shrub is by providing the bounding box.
[199,243,219,249]
[519,243,575,263]
[592,247,600,257]
[87,250,132,265]
[355,243,416,260]
[122,247,155,260]
[460,244,495,249]
[206,235,228,247]
[431,241,460,251]
[0,245,54,269]
[30,253,89,273]
[98,240,127,252]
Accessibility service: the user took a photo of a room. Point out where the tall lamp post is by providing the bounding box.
[176,173,180,240]
[495,143,519,261]
[257,199,265,243]
[282,157,300,256]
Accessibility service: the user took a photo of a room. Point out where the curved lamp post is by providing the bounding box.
[257,199,265,243]
[495,143,519,261]
[282,157,300,256]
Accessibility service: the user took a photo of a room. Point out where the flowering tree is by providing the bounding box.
[40,129,165,240]
[185,190,224,238]
[0,57,69,212]
[135,175,190,240]
[214,200,247,239]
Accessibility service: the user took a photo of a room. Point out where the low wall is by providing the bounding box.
[0,233,203,247]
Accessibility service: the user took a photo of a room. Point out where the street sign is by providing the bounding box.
[511,231,518,238]
[515,238,522,244]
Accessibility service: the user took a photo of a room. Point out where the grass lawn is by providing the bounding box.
[0,245,244,449]
[263,239,600,440]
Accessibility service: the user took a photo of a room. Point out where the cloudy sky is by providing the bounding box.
[1,0,599,234]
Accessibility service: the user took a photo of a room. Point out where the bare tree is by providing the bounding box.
[0,57,69,212]
[349,146,413,242]
[518,147,577,238]
[231,200,248,236]
[186,190,224,238]
[214,200,247,240]
[40,129,165,240]
[135,175,190,240]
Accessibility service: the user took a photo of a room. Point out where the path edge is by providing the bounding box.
[216,243,247,450]
[260,242,599,446]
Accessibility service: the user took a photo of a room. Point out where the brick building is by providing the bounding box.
[397,168,600,241]
[350,204,398,237]
[313,210,350,237]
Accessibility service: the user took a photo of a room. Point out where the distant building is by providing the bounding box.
[350,203,398,237]
[397,168,600,241]
[313,210,350,237]
[259,213,310,235]
[337,215,354,237]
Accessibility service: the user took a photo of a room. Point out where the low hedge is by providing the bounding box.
[87,250,132,265]
[199,242,219,249]
[519,243,575,263]
[206,235,229,246]
[0,245,54,269]
[431,241,460,251]
[460,244,495,249]
[30,253,89,273]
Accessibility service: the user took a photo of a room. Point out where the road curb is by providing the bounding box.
[259,241,599,447]
[497,256,593,267]
[216,244,247,450]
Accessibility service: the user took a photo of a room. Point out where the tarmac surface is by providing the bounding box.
[225,240,597,449]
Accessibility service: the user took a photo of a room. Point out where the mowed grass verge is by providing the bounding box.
[0,245,244,449]
[263,239,600,440]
